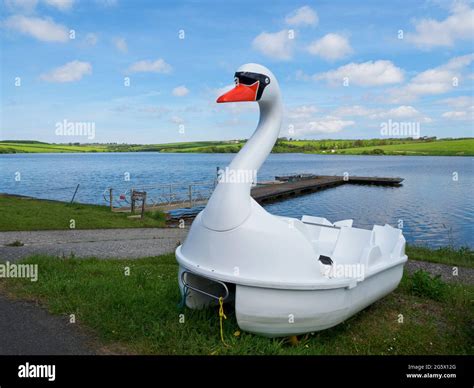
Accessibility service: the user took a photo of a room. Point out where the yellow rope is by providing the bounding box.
[218,297,230,347]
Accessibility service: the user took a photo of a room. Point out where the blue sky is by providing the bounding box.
[1,0,473,143]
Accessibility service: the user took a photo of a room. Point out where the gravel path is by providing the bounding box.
[405,260,473,285]
[0,228,188,261]
[0,228,472,284]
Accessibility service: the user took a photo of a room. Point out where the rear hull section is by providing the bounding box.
[235,264,404,337]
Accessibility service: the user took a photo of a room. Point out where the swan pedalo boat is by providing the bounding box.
[175,63,407,337]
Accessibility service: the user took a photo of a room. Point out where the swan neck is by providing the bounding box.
[201,94,282,231]
[230,97,282,173]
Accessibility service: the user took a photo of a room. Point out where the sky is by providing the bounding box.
[0,0,473,143]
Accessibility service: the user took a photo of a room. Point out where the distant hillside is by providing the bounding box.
[0,138,473,156]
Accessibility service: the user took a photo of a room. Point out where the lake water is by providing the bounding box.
[0,153,472,248]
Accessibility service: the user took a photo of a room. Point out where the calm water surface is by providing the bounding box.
[0,153,472,248]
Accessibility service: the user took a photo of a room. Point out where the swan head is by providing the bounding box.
[217,63,280,104]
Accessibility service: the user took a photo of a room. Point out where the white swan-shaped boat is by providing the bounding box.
[176,63,407,337]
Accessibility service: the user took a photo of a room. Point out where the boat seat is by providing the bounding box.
[332,227,372,265]
[334,219,353,228]
[372,224,402,259]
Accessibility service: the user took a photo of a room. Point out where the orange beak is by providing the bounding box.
[216,82,259,103]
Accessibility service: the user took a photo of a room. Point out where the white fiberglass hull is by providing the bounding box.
[176,202,408,337]
[234,262,404,337]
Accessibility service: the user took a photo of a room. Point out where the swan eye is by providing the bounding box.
[265,78,269,84]
[234,77,239,85]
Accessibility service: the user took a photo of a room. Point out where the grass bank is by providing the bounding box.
[0,195,166,231]
[1,138,473,156]
[1,254,472,355]
[406,245,474,269]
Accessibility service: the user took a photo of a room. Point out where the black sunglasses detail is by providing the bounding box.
[234,71,270,100]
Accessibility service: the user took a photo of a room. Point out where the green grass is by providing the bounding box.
[0,195,166,231]
[0,142,109,153]
[407,245,474,268]
[1,254,472,355]
[337,139,474,156]
[1,138,473,156]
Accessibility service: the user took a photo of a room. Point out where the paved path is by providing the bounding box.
[0,294,98,355]
[0,228,187,355]
[0,228,188,261]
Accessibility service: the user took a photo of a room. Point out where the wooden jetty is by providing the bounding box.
[251,175,403,205]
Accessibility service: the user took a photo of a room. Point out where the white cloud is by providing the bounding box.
[389,54,474,102]
[442,111,466,119]
[333,105,375,117]
[4,0,38,13]
[4,15,69,42]
[5,0,75,12]
[172,85,189,97]
[440,96,474,108]
[285,104,354,135]
[307,33,353,61]
[44,0,74,11]
[406,2,474,48]
[40,60,92,82]
[84,33,98,46]
[332,104,431,123]
[315,60,404,86]
[370,105,432,122]
[297,116,355,135]
[128,59,172,73]
[294,69,312,81]
[252,30,294,60]
[441,109,473,120]
[170,115,185,124]
[285,5,318,27]
[287,105,319,119]
[113,37,127,53]
[372,105,421,119]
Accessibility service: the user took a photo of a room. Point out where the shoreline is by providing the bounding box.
[1,138,473,157]
[1,151,472,157]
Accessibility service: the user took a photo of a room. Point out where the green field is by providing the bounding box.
[1,138,473,156]
[0,195,166,231]
[1,254,472,355]
[336,139,474,156]
[0,141,109,153]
